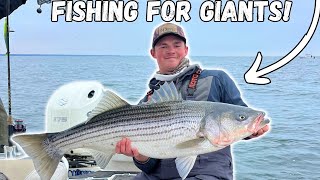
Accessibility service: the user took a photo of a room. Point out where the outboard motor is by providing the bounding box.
[45,81,105,133]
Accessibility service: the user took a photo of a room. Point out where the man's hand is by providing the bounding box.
[115,137,149,163]
[247,124,270,139]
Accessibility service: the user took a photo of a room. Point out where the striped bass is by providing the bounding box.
[12,82,270,180]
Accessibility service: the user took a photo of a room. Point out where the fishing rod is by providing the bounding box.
[5,0,14,146]
[5,2,11,116]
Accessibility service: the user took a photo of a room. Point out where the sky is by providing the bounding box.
[0,0,319,56]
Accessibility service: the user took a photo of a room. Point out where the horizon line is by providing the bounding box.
[0,53,308,57]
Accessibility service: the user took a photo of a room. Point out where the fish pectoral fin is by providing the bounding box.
[88,149,114,169]
[86,89,130,122]
[175,156,197,180]
[175,137,207,149]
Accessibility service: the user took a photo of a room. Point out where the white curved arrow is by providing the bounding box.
[245,0,320,85]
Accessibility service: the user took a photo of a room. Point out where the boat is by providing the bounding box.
[299,53,316,59]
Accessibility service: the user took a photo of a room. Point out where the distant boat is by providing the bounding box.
[299,53,316,59]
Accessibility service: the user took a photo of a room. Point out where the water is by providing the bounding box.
[0,55,319,179]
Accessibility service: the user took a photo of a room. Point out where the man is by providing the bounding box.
[0,0,28,19]
[116,23,269,179]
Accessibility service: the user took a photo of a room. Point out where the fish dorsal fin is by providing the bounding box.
[146,82,183,104]
[175,155,198,180]
[87,90,130,121]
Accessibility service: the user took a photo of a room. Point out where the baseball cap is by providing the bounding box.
[152,23,186,48]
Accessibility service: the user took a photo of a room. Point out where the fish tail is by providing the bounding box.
[12,133,63,180]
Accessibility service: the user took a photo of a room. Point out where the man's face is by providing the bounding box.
[150,35,188,74]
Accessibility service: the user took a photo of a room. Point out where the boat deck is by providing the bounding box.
[0,156,140,180]
[69,171,138,180]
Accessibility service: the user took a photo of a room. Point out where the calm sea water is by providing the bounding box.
[0,55,319,179]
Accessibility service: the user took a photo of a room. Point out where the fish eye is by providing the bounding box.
[238,115,247,121]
